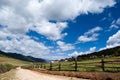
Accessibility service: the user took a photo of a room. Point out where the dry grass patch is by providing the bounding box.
[33,69,120,80]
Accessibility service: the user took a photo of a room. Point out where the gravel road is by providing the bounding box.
[0,68,88,80]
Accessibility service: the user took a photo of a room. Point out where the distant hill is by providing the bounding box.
[65,46,120,61]
[0,50,46,62]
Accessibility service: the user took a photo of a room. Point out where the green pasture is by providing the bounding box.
[43,56,120,72]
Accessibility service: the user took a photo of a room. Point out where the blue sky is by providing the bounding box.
[0,0,120,60]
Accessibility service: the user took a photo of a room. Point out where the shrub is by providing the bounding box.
[0,64,15,73]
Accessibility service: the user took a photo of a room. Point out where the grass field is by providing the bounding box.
[30,56,120,80]
[42,56,120,72]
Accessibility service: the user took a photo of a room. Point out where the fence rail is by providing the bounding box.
[31,57,120,72]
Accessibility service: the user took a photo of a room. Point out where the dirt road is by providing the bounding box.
[0,68,88,80]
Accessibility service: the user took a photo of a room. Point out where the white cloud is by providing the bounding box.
[107,18,120,31]
[68,51,80,57]
[110,24,119,29]
[107,30,120,47]
[78,34,99,42]
[46,55,66,60]
[0,31,8,40]
[85,27,103,35]
[99,30,120,51]
[0,23,50,58]
[116,18,120,25]
[31,21,68,40]
[39,0,116,21]
[89,47,96,52]
[0,0,116,40]
[57,41,75,52]
[68,47,96,57]
[0,7,29,34]
[0,0,68,41]
[0,35,50,58]
[78,27,102,42]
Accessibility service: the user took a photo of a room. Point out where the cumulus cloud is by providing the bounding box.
[40,0,116,21]
[57,41,75,52]
[99,30,120,51]
[68,47,96,57]
[107,30,120,47]
[0,0,68,41]
[0,34,50,58]
[0,21,50,58]
[0,0,116,40]
[0,7,29,34]
[78,27,102,42]
[31,21,68,40]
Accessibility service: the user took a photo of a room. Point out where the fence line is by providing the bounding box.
[31,58,120,72]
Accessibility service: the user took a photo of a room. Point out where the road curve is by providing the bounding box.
[0,68,88,80]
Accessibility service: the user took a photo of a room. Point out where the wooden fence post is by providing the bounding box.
[38,64,40,68]
[75,57,78,71]
[44,64,46,69]
[41,64,43,68]
[34,64,35,68]
[58,61,61,71]
[101,55,105,71]
[31,63,34,69]
[50,62,52,70]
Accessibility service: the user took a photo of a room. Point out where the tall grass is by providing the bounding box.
[0,64,15,73]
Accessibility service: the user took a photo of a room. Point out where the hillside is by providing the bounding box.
[0,50,46,63]
[0,55,30,66]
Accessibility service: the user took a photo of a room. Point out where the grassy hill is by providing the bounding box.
[0,54,30,66]
[0,50,46,67]
[65,46,120,61]
[0,50,46,63]
[77,46,120,60]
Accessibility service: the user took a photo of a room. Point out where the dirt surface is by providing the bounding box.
[0,68,88,80]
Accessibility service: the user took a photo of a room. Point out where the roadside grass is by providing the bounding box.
[0,55,31,74]
[0,64,15,73]
[0,69,16,80]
